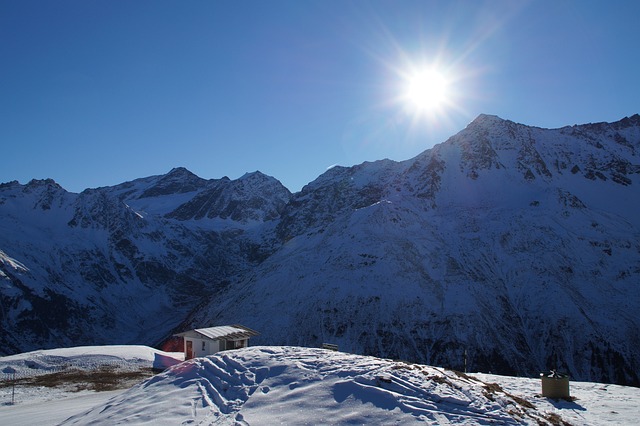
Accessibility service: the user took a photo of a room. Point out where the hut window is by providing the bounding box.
[202,341,206,351]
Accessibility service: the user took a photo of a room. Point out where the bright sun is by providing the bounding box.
[404,68,450,112]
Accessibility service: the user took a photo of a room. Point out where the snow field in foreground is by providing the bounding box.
[2,345,639,425]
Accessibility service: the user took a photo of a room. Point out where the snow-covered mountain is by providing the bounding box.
[190,114,640,386]
[1,114,639,386]
[0,169,291,354]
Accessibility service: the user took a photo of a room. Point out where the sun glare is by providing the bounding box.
[404,68,450,112]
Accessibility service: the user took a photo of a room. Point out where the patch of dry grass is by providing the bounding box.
[542,411,574,426]
[481,380,536,409]
[0,366,156,392]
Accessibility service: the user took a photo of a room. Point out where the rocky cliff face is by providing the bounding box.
[1,114,639,386]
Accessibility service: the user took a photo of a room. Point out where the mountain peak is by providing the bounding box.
[138,168,207,198]
[0,180,21,190]
[613,113,640,129]
[238,170,283,184]
[239,170,267,180]
[165,170,291,223]
[468,114,507,127]
[165,167,199,179]
[25,178,62,189]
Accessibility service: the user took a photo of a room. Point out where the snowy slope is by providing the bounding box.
[63,347,531,424]
[0,345,183,379]
[20,346,632,425]
[0,345,183,425]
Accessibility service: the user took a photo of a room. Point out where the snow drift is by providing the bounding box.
[61,346,568,425]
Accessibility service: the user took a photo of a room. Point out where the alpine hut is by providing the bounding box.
[174,324,259,359]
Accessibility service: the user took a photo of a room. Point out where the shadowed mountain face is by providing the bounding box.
[0,170,292,353]
[2,114,639,385]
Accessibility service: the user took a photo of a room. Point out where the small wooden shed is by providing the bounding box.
[174,324,259,359]
[540,370,570,399]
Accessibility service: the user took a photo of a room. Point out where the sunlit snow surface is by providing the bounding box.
[0,345,183,425]
[3,346,637,425]
[0,345,183,376]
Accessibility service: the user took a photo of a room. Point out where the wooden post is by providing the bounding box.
[3,367,16,405]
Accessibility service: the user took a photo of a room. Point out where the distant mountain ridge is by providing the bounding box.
[0,168,291,354]
[1,114,639,386]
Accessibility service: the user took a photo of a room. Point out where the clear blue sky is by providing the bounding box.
[2,0,639,193]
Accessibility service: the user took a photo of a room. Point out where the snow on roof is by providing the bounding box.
[174,324,258,341]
